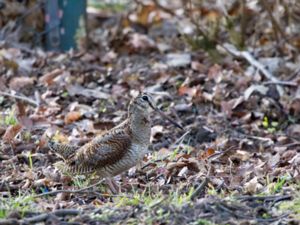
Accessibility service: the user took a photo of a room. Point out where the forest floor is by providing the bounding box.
[0,1,300,224]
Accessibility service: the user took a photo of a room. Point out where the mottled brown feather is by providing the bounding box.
[49,93,156,177]
[48,141,78,160]
[63,124,132,174]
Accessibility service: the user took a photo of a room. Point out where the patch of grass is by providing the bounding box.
[268,175,289,194]
[279,195,300,220]
[28,151,33,170]
[0,192,36,218]
[1,109,18,126]
[98,100,107,113]
[22,131,32,142]
[207,184,228,199]
[115,186,194,209]
[191,219,218,225]
[90,208,116,222]
[72,173,97,189]
[61,91,69,98]
[88,0,126,12]
[262,116,279,133]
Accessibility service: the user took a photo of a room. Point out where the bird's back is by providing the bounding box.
[55,118,149,177]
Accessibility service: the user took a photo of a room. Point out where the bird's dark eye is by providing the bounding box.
[142,95,148,101]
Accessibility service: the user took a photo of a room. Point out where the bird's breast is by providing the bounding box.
[100,143,148,177]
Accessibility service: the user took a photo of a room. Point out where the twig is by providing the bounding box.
[191,164,211,199]
[169,129,191,149]
[22,209,81,224]
[152,0,177,16]
[263,81,298,86]
[221,44,284,94]
[287,65,300,81]
[35,179,109,197]
[207,146,237,162]
[280,142,300,149]
[190,177,208,200]
[0,219,19,225]
[256,213,290,223]
[237,194,292,202]
[0,91,38,106]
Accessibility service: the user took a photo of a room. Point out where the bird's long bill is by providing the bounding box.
[149,102,184,130]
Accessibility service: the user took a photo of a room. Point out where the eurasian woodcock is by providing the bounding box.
[48,92,183,191]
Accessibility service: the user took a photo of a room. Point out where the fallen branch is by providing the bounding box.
[0,219,19,225]
[0,91,38,106]
[191,164,211,199]
[256,213,290,223]
[263,81,298,86]
[237,194,292,202]
[22,209,81,224]
[35,179,119,198]
[221,44,284,94]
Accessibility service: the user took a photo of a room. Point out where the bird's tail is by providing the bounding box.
[48,140,78,160]
[53,161,74,175]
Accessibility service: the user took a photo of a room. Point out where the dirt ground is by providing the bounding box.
[0,0,300,224]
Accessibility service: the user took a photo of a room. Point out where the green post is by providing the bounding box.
[45,0,87,51]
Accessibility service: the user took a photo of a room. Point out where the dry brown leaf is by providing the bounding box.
[16,101,33,129]
[2,124,23,143]
[66,84,110,99]
[136,3,160,26]
[191,61,206,72]
[64,111,82,125]
[200,147,215,159]
[127,33,156,53]
[231,150,251,162]
[9,77,35,91]
[39,68,64,85]
[178,85,199,98]
[244,177,263,194]
[221,96,244,118]
[166,161,186,171]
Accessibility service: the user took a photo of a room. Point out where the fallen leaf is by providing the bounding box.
[66,84,110,99]
[9,77,35,91]
[201,147,215,159]
[244,85,268,100]
[178,166,188,176]
[39,68,64,85]
[178,85,198,97]
[64,111,82,125]
[244,177,263,194]
[166,53,191,67]
[127,33,157,53]
[2,124,23,143]
[231,150,251,162]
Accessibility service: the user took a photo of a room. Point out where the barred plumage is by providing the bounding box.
[49,92,182,185]
[49,93,154,178]
[48,141,78,160]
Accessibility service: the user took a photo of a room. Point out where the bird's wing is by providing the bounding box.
[48,140,78,160]
[63,131,132,174]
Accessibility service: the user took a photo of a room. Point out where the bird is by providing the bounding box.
[48,92,183,192]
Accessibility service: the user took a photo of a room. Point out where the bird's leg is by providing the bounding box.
[105,178,119,194]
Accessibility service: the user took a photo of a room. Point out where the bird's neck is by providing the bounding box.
[128,110,151,144]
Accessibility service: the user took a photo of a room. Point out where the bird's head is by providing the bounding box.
[129,92,156,114]
[129,92,183,130]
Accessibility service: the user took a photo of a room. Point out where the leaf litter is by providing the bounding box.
[0,0,300,224]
